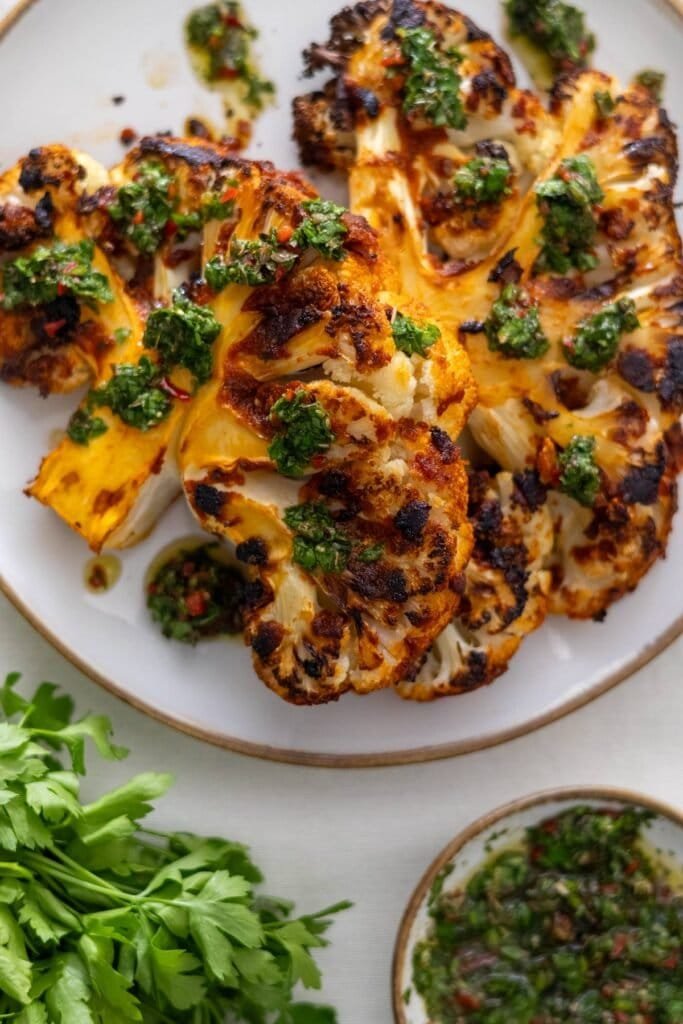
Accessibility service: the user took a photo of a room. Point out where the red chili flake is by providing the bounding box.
[221,186,239,202]
[611,933,629,958]
[662,953,679,969]
[454,991,481,1011]
[614,1013,629,1024]
[120,127,138,146]
[164,220,179,239]
[277,225,294,244]
[43,318,67,338]
[625,858,640,875]
[541,818,559,834]
[312,454,326,468]
[219,66,240,80]
[185,591,208,617]
[223,13,243,28]
[56,282,68,296]
[381,53,405,67]
[160,376,192,401]
[88,564,108,591]
[132,210,145,225]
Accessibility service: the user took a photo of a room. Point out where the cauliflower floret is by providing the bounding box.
[178,162,474,702]
[396,468,552,699]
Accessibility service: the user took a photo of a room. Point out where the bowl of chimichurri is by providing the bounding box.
[393,788,683,1024]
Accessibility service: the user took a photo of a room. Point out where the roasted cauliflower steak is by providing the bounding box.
[294,0,683,697]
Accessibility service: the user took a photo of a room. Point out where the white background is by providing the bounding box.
[0,0,682,1019]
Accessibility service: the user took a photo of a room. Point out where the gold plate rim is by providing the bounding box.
[0,0,681,767]
[392,785,683,1021]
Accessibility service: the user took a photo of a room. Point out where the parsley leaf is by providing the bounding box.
[559,434,601,506]
[398,27,466,129]
[87,357,171,432]
[284,503,352,574]
[268,389,335,477]
[108,162,175,255]
[292,200,348,261]
[534,155,604,274]
[635,69,666,104]
[593,89,615,119]
[392,312,441,357]
[0,672,347,1023]
[206,229,299,291]
[485,284,550,359]
[66,409,108,447]
[143,292,221,387]
[1,241,113,312]
[563,297,640,372]
[506,0,595,71]
[453,157,512,205]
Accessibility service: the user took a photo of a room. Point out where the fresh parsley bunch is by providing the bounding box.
[0,673,346,1023]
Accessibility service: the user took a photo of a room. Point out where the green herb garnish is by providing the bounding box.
[1,240,113,311]
[635,69,666,103]
[413,804,682,1024]
[593,89,615,119]
[484,283,550,359]
[392,312,441,357]
[148,543,245,643]
[0,671,346,1022]
[88,356,171,431]
[205,229,298,291]
[505,0,595,71]
[186,2,274,109]
[559,434,600,505]
[564,297,640,372]
[535,155,604,274]
[108,162,174,255]
[268,389,335,478]
[66,408,108,446]
[113,326,132,344]
[453,157,512,205]
[143,292,221,387]
[292,199,348,261]
[397,27,467,130]
[284,503,352,574]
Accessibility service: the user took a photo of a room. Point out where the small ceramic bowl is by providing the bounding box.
[393,786,683,1024]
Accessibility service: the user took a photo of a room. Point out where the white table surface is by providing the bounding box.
[1,590,681,1022]
[1,0,682,1018]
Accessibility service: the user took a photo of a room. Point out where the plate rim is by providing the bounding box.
[0,0,681,768]
[392,785,683,1022]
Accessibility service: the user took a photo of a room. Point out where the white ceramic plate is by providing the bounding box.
[393,787,683,1023]
[0,0,682,766]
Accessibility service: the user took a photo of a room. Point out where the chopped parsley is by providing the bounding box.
[593,89,615,119]
[107,163,236,255]
[186,1,274,109]
[292,199,348,261]
[535,155,604,274]
[147,543,245,643]
[268,389,335,478]
[564,297,640,372]
[484,284,550,359]
[453,157,512,205]
[284,503,352,574]
[413,805,683,1024]
[114,326,132,344]
[635,69,666,104]
[397,27,467,130]
[1,240,113,311]
[88,357,172,432]
[143,291,221,387]
[205,229,298,291]
[505,0,595,72]
[66,408,108,446]
[392,312,441,357]
[559,434,600,506]
[108,162,175,255]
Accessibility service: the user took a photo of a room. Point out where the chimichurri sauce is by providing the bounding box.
[147,542,245,644]
[413,806,683,1023]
